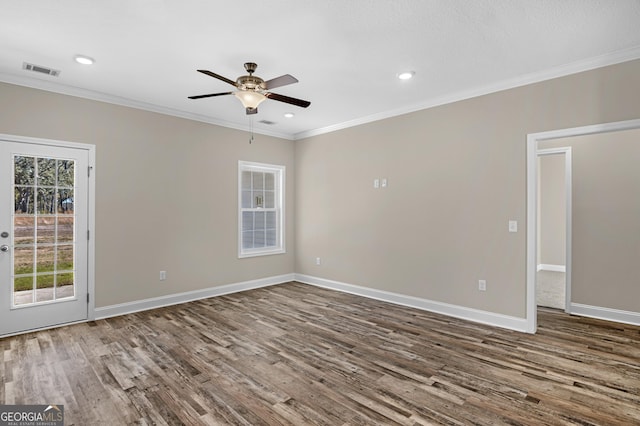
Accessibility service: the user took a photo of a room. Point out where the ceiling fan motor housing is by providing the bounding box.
[236,75,266,91]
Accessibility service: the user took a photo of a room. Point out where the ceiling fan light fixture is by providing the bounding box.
[397,71,415,80]
[234,91,266,109]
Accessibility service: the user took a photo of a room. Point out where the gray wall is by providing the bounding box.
[0,82,296,307]
[2,58,639,319]
[295,59,640,318]
[538,154,566,267]
[540,128,640,312]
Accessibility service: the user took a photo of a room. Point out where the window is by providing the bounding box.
[238,161,285,258]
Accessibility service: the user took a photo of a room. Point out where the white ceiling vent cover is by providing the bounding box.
[23,62,60,77]
[258,120,276,125]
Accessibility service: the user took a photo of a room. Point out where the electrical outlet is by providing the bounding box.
[478,279,486,291]
[315,257,321,265]
[373,179,380,189]
[160,271,167,281]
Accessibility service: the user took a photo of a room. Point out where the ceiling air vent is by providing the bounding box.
[22,62,61,77]
[258,120,276,125]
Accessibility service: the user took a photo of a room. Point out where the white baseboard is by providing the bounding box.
[537,264,566,272]
[94,273,295,320]
[295,274,529,333]
[570,303,640,327]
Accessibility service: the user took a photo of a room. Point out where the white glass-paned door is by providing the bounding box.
[0,140,89,336]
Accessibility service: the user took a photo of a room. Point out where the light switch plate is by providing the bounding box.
[509,220,517,233]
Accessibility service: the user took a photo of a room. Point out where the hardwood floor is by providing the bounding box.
[1,282,639,425]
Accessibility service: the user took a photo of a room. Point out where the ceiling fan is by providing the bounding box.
[188,62,311,115]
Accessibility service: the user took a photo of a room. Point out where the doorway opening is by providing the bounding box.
[526,118,640,333]
[536,148,570,312]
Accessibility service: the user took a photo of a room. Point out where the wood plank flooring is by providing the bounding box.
[1,281,639,425]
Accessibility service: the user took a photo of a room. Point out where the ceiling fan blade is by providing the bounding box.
[264,74,298,90]
[246,107,258,115]
[265,92,311,108]
[197,69,238,87]
[188,91,233,100]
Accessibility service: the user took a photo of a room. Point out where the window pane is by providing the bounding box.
[57,216,74,242]
[241,190,252,208]
[266,211,277,229]
[264,173,274,191]
[242,231,254,249]
[266,229,277,247]
[37,188,57,214]
[57,189,74,214]
[242,212,254,231]
[57,160,74,187]
[252,172,264,190]
[255,211,265,230]
[36,216,55,244]
[14,156,35,185]
[15,216,35,245]
[253,191,264,208]
[241,171,252,190]
[15,187,34,214]
[264,190,275,208]
[254,230,266,247]
[37,158,56,186]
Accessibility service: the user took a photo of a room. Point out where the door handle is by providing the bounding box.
[0,245,8,252]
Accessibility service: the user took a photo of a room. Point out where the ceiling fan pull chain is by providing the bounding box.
[249,116,254,144]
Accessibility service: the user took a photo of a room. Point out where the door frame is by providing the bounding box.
[0,133,96,330]
[526,118,640,333]
[536,147,572,313]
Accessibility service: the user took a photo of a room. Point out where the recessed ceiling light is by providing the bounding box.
[284,112,295,118]
[74,55,95,65]
[397,71,415,80]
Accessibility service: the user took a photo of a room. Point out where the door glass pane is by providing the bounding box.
[14,156,35,185]
[36,274,55,302]
[15,187,34,214]
[55,273,74,299]
[36,216,55,244]
[56,245,73,271]
[57,160,74,187]
[14,284,34,306]
[37,158,56,186]
[57,189,73,214]
[37,188,57,214]
[14,216,34,244]
[11,154,76,307]
[14,246,34,275]
[57,217,74,242]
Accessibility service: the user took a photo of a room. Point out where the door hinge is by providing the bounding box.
[87,293,90,303]
[88,165,93,177]
[87,230,90,240]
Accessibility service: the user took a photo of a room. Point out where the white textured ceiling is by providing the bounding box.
[1,1,640,140]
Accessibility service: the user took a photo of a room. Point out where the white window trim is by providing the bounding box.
[238,161,285,258]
